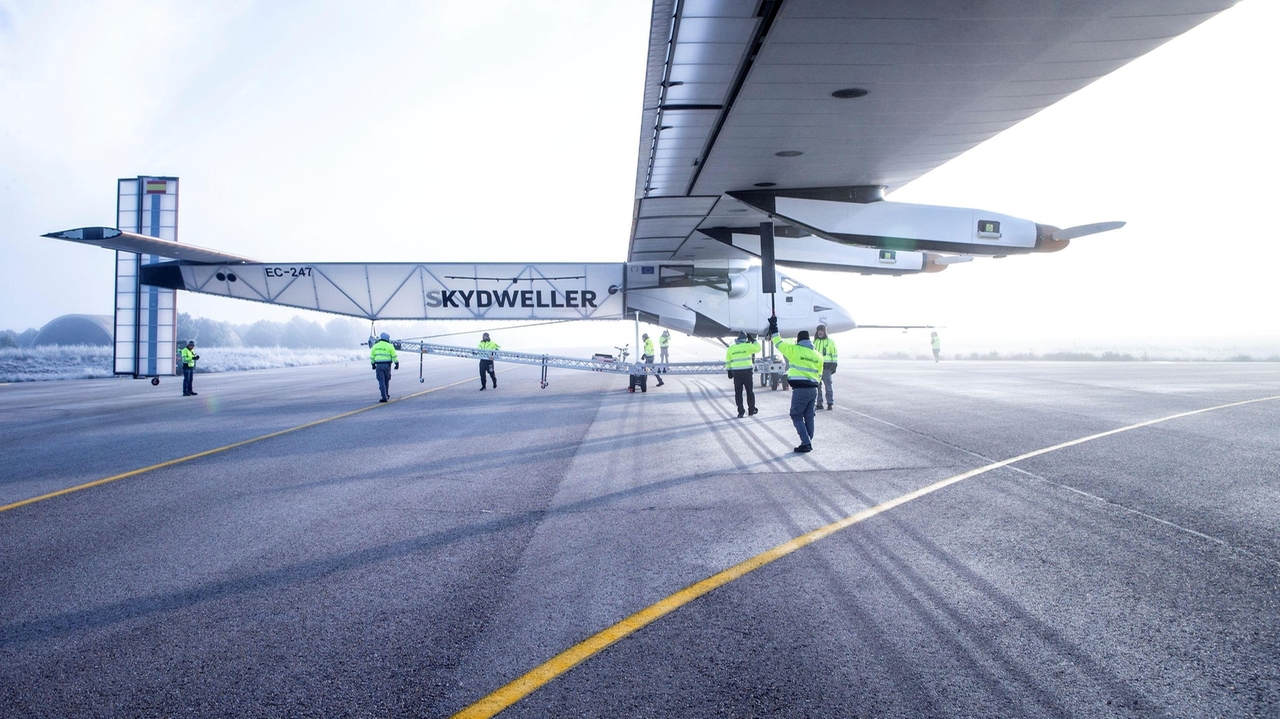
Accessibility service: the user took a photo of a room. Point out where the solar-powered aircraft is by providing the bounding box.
[45,1,1236,381]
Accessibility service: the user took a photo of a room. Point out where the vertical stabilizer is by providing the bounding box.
[114,177,179,377]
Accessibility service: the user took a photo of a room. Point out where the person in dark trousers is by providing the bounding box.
[659,330,671,365]
[769,317,824,453]
[725,331,760,418]
[180,340,199,396]
[642,333,664,387]
[478,332,499,390]
[812,324,838,410]
[369,332,398,402]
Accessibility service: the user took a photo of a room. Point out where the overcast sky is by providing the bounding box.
[1,0,1276,355]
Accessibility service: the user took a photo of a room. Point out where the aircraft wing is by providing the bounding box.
[628,0,1235,266]
[43,227,255,265]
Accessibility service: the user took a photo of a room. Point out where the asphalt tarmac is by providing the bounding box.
[1,358,1277,718]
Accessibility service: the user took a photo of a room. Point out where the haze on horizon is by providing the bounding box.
[1,0,1276,357]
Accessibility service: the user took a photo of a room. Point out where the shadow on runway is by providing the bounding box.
[0,463,779,649]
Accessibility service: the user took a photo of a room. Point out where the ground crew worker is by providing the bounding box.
[180,340,199,396]
[659,329,671,365]
[478,332,499,390]
[725,331,760,418]
[769,316,823,453]
[370,332,398,402]
[642,333,664,387]
[812,324,838,410]
[931,331,941,363]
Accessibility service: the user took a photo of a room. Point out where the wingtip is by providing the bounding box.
[42,227,122,241]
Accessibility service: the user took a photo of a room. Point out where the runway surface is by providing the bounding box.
[1,358,1277,718]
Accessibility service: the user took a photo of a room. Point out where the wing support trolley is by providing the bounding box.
[759,220,786,390]
[394,340,782,388]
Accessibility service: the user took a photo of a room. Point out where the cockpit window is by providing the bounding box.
[780,277,801,293]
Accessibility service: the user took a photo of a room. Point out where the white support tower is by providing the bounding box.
[114,176,179,377]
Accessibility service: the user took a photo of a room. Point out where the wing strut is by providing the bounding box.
[760,221,776,321]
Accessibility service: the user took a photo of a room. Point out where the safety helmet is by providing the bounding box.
[736,331,748,342]
[642,333,649,339]
[380,332,390,340]
[187,340,195,347]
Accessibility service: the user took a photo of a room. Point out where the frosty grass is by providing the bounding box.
[0,346,366,382]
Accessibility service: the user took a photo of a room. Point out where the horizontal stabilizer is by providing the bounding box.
[1051,221,1126,241]
[43,227,254,264]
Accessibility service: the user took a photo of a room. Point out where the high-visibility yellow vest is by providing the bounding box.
[659,334,670,348]
[643,337,655,356]
[812,337,838,363]
[478,340,500,352]
[772,334,822,384]
[725,341,760,370]
[180,347,196,367]
[370,340,398,363]
[931,336,941,350]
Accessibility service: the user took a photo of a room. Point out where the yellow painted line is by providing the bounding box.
[453,393,1280,719]
[0,374,486,515]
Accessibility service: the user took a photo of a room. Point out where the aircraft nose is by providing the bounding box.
[820,303,856,333]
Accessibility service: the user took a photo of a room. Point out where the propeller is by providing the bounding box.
[922,252,973,272]
[1051,221,1125,241]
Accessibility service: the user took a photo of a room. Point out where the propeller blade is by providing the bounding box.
[1052,221,1125,241]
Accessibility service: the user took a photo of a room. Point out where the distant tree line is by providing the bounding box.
[0,328,40,348]
[4,314,445,350]
[176,313,367,348]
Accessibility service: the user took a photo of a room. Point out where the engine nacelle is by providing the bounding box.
[727,188,1109,257]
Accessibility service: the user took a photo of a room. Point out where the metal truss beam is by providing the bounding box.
[394,341,785,389]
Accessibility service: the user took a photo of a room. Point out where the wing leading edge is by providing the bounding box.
[629,0,1235,265]
[44,227,254,265]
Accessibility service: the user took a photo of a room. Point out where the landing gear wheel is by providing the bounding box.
[420,378,425,383]
[541,381,548,389]
[150,377,160,386]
